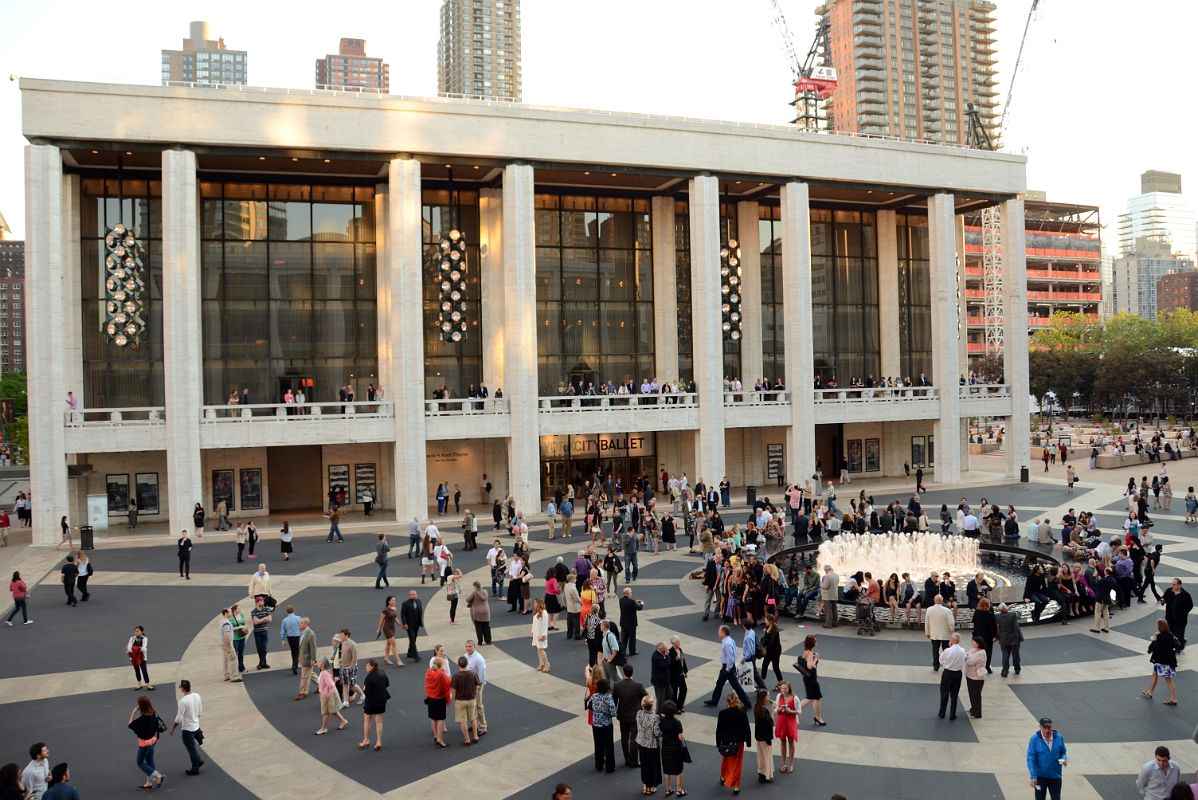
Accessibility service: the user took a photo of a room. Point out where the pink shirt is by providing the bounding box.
[9,579,26,600]
[318,668,337,698]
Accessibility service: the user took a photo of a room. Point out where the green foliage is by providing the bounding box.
[8,414,27,465]
[0,373,27,418]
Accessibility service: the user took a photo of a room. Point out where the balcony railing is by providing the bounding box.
[723,390,791,406]
[424,397,509,416]
[960,384,1010,398]
[540,393,698,411]
[65,407,166,427]
[201,401,393,421]
[814,386,937,402]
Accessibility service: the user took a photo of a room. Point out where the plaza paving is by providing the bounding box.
[0,457,1195,799]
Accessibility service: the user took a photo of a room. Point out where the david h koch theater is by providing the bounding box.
[20,78,1030,541]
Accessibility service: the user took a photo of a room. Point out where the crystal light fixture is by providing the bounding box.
[437,229,468,342]
[720,237,742,342]
[103,223,145,347]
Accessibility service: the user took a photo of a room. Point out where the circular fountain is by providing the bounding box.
[816,532,981,584]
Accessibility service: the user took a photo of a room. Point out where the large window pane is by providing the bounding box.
[271,243,311,300]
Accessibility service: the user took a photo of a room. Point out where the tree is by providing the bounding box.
[0,373,27,418]
[1028,311,1103,419]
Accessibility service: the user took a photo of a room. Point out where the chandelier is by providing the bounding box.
[720,237,742,342]
[103,222,146,347]
[437,229,468,342]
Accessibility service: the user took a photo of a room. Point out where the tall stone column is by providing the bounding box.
[25,145,69,545]
[502,163,541,508]
[479,187,506,392]
[876,209,901,378]
[1002,198,1031,479]
[736,201,763,387]
[161,149,204,538]
[780,182,816,484]
[650,196,678,382]
[387,157,430,521]
[374,186,392,395]
[928,193,962,484]
[62,174,84,402]
[688,175,726,486]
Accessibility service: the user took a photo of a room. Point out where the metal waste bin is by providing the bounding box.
[746,486,757,507]
[1020,466,1029,484]
[80,525,95,551]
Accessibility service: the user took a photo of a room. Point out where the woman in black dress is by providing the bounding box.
[760,615,783,684]
[971,597,997,673]
[360,659,389,750]
[798,634,826,726]
[753,688,775,784]
[659,700,687,796]
[661,512,677,552]
[634,696,662,795]
[668,636,688,709]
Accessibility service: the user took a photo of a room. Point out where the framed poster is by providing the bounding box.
[328,464,350,507]
[846,439,863,473]
[106,473,130,515]
[766,443,785,480]
[239,468,263,511]
[355,463,377,503]
[134,472,160,515]
[911,436,926,468]
[212,469,235,511]
[865,438,881,473]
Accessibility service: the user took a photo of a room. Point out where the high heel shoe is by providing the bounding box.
[814,718,827,726]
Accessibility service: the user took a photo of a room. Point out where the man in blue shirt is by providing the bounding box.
[1026,716,1067,800]
[702,625,751,708]
[742,621,762,687]
[279,606,301,675]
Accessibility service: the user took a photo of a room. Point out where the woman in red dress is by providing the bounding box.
[773,680,799,774]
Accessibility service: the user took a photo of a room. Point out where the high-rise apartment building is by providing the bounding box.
[1117,170,1197,263]
[0,241,26,374]
[964,195,1101,356]
[817,0,998,146]
[315,38,389,92]
[1112,237,1196,320]
[437,0,522,101]
[1157,271,1198,316]
[161,21,247,86]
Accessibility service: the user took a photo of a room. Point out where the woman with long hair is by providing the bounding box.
[773,680,799,774]
[531,597,551,673]
[659,699,686,796]
[420,532,436,584]
[798,634,825,726]
[1143,619,1180,705]
[0,762,23,800]
[127,694,165,789]
[279,521,293,561]
[759,615,783,684]
[5,570,29,626]
[715,692,752,794]
[753,688,775,784]
[126,625,154,691]
[544,567,562,630]
[424,656,451,748]
[75,552,91,602]
[376,596,402,667]
[360,659,389,750]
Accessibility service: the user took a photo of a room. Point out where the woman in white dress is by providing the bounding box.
[531,598,550,673]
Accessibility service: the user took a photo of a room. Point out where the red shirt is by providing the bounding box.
[10,579,27,600]
[424,668,451,700]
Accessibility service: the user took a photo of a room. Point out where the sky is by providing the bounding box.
[1,0,1195,245]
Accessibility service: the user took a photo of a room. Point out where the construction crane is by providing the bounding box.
[966,0,1042,357]
[766,0,837,131]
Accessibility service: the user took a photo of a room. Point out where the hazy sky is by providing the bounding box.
[1,0,1193,245]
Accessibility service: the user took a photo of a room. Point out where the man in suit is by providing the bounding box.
[995,602,1023,677]
[619,588,640,657]
[400,589,425,661]
[650,641,672,712]
[612,663,647,768]
[294,617,318,699]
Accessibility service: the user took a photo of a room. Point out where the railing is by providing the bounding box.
[959,384,1011,398]
[814,386,936,402]
[64,407,165,427]
[540,393,698,411]
[201,401,393,421]
[425,397,509,416]
[1027,291,1102,302]
[723,390,791,406]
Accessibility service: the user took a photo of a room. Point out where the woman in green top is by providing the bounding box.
[229,603,248,674]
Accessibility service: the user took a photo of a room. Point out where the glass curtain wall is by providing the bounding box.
[759,206,785,383]
[535,195,653,395]
[810,209,880,382]
[80,177,165,407]
[673,202,693,383]
[423,189,481,396]
[199,182,377,406]
[896,213,932,379]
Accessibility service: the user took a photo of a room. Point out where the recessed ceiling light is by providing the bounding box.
[735,181,741,185]
[125,151,133,156]
[473,165,480,169]
[444,164,452,168]
[323,159,331,164]
[258,156,266,161]
[90,149,99,155]
[610,173,617,177]
[584,171,591,175]
[291,157,299,162]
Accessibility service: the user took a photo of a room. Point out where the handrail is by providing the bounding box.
[814,387,937,401]
[201,401,393,420]
[959,384,1011,397]
[723,390,791,405]
[540,393,698,410]
[64,407,165,427]
[425,397,509,415]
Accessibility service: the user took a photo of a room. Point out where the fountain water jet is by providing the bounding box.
[816,532,981,583]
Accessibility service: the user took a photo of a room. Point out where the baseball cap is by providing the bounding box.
[1038,717,1052,727]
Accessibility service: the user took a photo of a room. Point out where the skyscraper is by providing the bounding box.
[316,38,389,92]
[1117,170,1197,263]
[161,21,247,86]
[816,0,998,146]
[1112,237,1195,321]
[437,0,522,101]
[0,239,26,374]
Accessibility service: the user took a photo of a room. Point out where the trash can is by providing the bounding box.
[1019,466,1029,484]
[80,525,95,551]
[746,486,757,507]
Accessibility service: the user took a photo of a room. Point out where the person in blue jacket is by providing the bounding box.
[1026,716,1067,800]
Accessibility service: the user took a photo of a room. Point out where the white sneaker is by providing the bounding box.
[355,695,365,705]
[340,701,349,709]
[3,620,10,627]
[22,620,33,625]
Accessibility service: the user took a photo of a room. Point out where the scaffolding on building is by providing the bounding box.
[982,206,1004,355]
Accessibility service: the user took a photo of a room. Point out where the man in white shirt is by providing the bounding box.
[169,679,205,774]
[937,632,966,720]
[426,522,440,545]
[962,511,981,535]
[924,595,956,670]
[22,742,50,800]
[463,640,489,734]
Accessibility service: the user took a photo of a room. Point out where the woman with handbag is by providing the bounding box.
[1142,619,1180,705]
[715,692,752,794]
[635,695,663,796]
[127,626,154,691]
[773,680,799,774]
[659,700,687,796]
[360,659,390,750]
[796,635,826,726]
[127,694,166,789]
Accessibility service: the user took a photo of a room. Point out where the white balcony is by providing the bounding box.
[538,393,700,435]
[958,384,1013,417]
[813,386,940,424]
[424,397,511,440]
[64,407,166,452]
[198,401,395,448]
[724,390,792,428]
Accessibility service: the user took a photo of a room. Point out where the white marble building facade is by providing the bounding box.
[22,80,1029,543]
